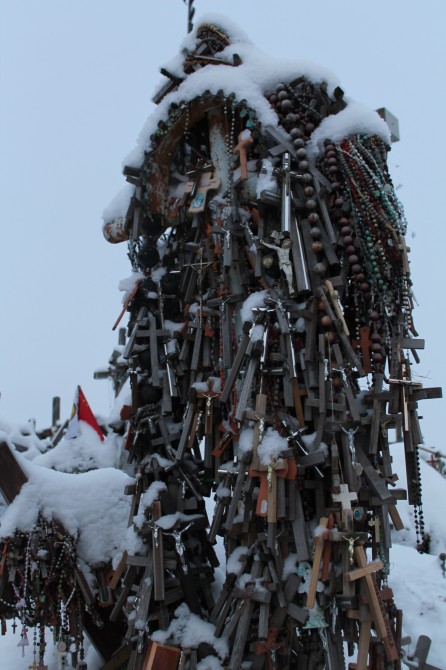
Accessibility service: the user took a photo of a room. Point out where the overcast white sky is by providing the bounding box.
[1,0,445,449]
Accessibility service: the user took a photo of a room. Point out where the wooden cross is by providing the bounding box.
[183,162,220,214]
[306,516,329,609]
[0,442,28,504]
[249,457,288,523]
[255,623,288,669]
[112,280,140,331]
[332,483,357,529]
[321,513,335,581]
[325,279,349,336]
[368,516,381,543]
[347,545,398,662]
[245,392,274,470]
[196,379,221,435]
[352,325,372,374]
[212,422,239,458]
[234,130,253,181]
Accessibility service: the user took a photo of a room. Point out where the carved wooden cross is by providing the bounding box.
[333,484,356,509]
[234,130,253,181]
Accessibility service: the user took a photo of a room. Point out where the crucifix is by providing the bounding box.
[343,535,359,565]
[341,425,359,469]
[196,379,221,435]
[184,248,212,328]
[259,237,295,295]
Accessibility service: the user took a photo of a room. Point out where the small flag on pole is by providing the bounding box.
[66,385,104,442]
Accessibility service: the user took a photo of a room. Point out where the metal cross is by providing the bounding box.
[343,536,359,565]
[163,522,194,574]
[341,426,359,467]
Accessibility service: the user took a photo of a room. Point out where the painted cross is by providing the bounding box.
[249,457,288,523]
[183,162,220,214]
[234,130,253,181]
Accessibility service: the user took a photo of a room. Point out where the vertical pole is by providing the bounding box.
[52,396,61,428]
[186,0,195,34]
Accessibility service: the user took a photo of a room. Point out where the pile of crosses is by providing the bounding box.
[0,19,443,670]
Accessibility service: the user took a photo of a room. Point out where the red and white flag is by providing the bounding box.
[66,385,104,442]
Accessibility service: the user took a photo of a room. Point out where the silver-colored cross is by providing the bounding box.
[341,426,359,467]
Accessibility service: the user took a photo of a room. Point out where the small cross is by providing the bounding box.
[343,536,359,565]
[332,484,357,511]
[234,130,253,181]
[368,516,381,543]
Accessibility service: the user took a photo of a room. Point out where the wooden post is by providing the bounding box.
[0,441,28,504]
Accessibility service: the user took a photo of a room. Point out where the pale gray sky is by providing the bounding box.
[1,0,444,449]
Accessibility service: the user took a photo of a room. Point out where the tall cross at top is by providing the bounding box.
[183,0,195,34]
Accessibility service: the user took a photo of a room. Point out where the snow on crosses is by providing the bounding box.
[0,12,445,670]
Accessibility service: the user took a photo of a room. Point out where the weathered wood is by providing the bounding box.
[0,441,28,504]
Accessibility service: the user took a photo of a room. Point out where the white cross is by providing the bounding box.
[332,484,357,511]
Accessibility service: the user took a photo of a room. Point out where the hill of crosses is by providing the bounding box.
[0,14,442,670]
